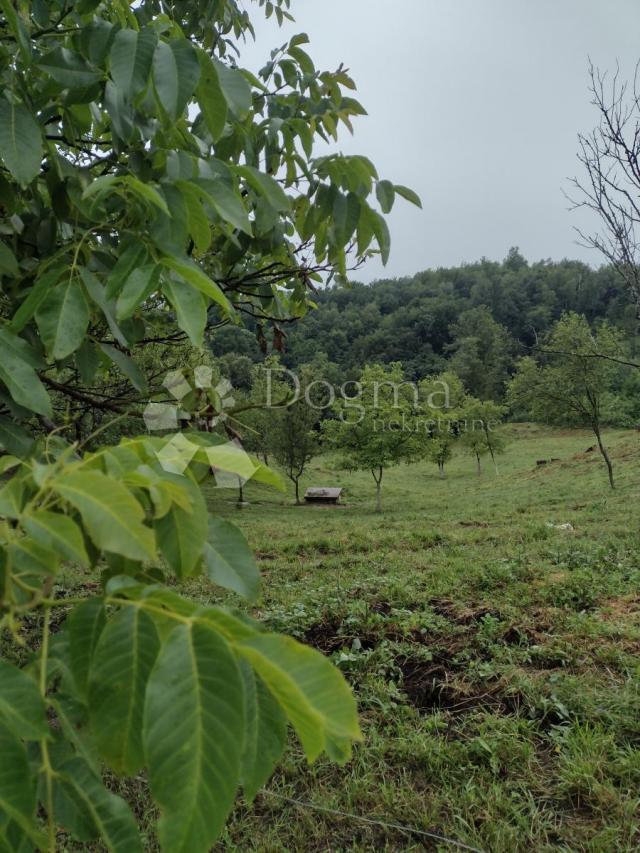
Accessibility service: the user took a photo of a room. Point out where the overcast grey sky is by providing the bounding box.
[243,0,639,282]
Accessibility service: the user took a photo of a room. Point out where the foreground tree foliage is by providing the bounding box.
[0,1,420,848]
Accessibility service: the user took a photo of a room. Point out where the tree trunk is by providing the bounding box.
[593,423,615,489]
[476,453,482,475]
[438,462,445,479]
[237,478,244,504]
[294,477,301,505]
[372,467,383,512]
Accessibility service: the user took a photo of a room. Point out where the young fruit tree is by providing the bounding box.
[324,363,422,511]
[264,365,322,504]
[459,398,508,475]
[0,1,420,849]
[507,313,626,489]
[418,371,465,478]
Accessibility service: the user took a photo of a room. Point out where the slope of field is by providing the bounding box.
[205,426,640,852]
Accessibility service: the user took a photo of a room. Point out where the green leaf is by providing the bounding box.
[89,607,160,775]
[199,179,252,236]
[75,340,100,385]
[52,770,100,843]
[116,264,161,320]
[195,51,227,142]
[152,39,200,120]
[0,418,33,457]
[375,179,395,214]
[81,173,119,204]
[240,666,286,802]
[55,758,142,853]
[109,27,157,96]
[79,267,129,348]
[394,184,422,208]
[104,80,135,142]
[163,278,207,347]
[176,182,212,254]
[0,722,40,845]
[160,256,230,311]
[287,45,315,75]
[149,184,189,255]
[213,58,252,119]
[0,241,18,277]
[79,16,116,65]
[236,166,290,212]
[0,475,25,519]
[106,242,150,300]
[332,191,359,245]
[23,511,89,567]
[35,278,90,361]
[0,0,31,64]
[38,47,101,88]
[67,598,106,700]
[204,517,260,601]
[52,469,156,561]
[9,536,60,575]
[144,621,244,852]
[0,99,42,186]
[99,343,148,395]
[237,633,361,762]
[0,661,48,740]
[0,455,19,475]
[155,475,207,578]
[10,264,64,333]
[0,328,51,417]
[123,176,170,215]
[370,209,391,265]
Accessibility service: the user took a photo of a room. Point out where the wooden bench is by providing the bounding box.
[304,487,343,504]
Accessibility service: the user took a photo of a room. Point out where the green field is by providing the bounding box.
[195,425,640,852]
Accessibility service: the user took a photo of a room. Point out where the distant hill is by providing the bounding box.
[210,249,638,390]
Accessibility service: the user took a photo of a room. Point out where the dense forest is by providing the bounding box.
[210,249,639,399]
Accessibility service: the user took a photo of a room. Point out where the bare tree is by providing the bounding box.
[570,61,640,318]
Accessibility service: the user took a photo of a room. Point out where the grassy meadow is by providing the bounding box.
[194,424,640,852]
[47,424,640,851]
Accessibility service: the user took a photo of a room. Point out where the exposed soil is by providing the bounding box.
[397,659,506,715]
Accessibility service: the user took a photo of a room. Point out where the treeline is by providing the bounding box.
[211,249,639,400]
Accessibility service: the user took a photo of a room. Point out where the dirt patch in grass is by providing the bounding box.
[398,657,510,715]
[599,594,640,623]
[303,617,347,653]
[428,597,502,625]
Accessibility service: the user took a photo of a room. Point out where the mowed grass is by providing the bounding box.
[201,424,640,852]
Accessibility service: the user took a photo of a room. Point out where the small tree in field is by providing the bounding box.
[508,313,626,488]
[236,357,291,466]
[419,371,465,478]
[324,363,422,510]
[459,398,508,475]
[268,366,321,504]
[426,431,454,478]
